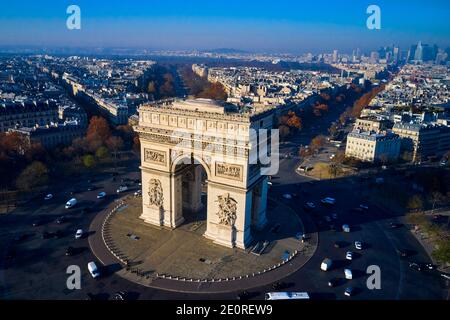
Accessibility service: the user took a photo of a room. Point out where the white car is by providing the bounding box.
[305,202,315,209]
[75,229,83,239]
[359,204,369,210]
[321,197,336,205]
[134,190,142,197]
[355,241,363,250]
[116,186,128,193]
[344,268,353,280]
[342,224,350,233]
[44,194,53,200]
[97,192,106,199]
[346,251,353,260]
[282,194,292,200]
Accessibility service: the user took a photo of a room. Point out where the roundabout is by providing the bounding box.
[89,195,318,293]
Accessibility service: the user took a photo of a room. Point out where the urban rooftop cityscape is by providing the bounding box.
[0,0,449,312]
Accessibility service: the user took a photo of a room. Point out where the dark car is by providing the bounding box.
[344,287,354,297]
[409,262,423,272]
[113,291,128,300]
[272,282,289,290]
[82,207,93,214]
[42,231,52,239]
[397,249,409,257]
[66,246,75,256]
[334,241,344,248]
[13,234,28,242]
[328,278,340,287]
[55,216,66,224]
[32,220,43,227]
[389,222,401,229]
[70,189,82,195]
[87,185,94,191]
[237,290,250,300]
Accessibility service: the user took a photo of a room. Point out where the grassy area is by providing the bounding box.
[306,162,353,180]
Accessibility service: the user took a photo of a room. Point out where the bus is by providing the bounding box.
[265,292,310,300]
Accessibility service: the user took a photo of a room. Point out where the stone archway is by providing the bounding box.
[135,99,273,249]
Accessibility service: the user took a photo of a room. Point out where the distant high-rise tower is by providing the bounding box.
[333,50,338,63]
[414,41,423,62]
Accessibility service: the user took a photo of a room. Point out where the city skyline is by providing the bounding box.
[0,0,449,53]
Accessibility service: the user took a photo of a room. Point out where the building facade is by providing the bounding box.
[345,130,401,162]
[0,101,59,132]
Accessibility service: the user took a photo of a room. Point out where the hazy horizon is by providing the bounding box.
[0,0,449,54]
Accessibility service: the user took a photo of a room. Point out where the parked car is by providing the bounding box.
[134,190,142,197]
[389,222,401,229]
[44,194,53,200]
[282,194,292,200]
[321,258,333,271]
[32,220,43,227]
[55,216,66,224]
[342,224,351,233]
[304,202,316,210]
[397,249,409,257]
[346,251,353,260]
[332,213,338,220]
[324,216,332,222]
[359,204,369,210]
[97,192,106,199]
[354,241,363,250]
[75,229,83,239]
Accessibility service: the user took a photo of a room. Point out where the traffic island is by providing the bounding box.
[89,196,318,293]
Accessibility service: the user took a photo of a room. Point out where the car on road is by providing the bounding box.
[324,216,332,222]
[344,269,353,280]
[44,194,53,200]
[113,291,128,300]
[334,241,344,248]
[389,222,401,229]
[342,224,350,233]
[97,192,106,199]
[332,213,338,220]
[344,287,354,297]
[75,229,83,239]
[328,278,340,287]
[66,246,75,256]
[359,204,369,210]
[32,220,43,227]
[65,198,77,209]
[321,197,336,205]
[87,185,95,191]
[409,262,423,272]
[304,202,316,210]
[282,194,292,200]
[88,262,100,279]
[134,190,142,197]
[116,186,128,193]
[55,216,66,224]
[346,251,353,260]
[321,258,333,271]
[397,249,409,257]
[82,207,93,214]
[354,241,363,250]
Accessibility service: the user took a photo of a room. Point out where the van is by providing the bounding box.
[321,258,333,271]
[88,262,100,279]
[65,198,77,209]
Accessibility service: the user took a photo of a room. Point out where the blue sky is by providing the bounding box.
[0,0,449,53]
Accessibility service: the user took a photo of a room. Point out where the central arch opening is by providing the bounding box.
[174,160,208,234]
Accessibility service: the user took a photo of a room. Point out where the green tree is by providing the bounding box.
[407,195,424,212]
[95,146,109,160]
[432,239,450,265]
[82,154,96,168]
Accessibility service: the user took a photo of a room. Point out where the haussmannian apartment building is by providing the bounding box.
[0,100,59,132]
[345,130,402,163]
[392,122,450,162]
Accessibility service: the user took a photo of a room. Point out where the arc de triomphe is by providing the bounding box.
[134,99,274,249]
